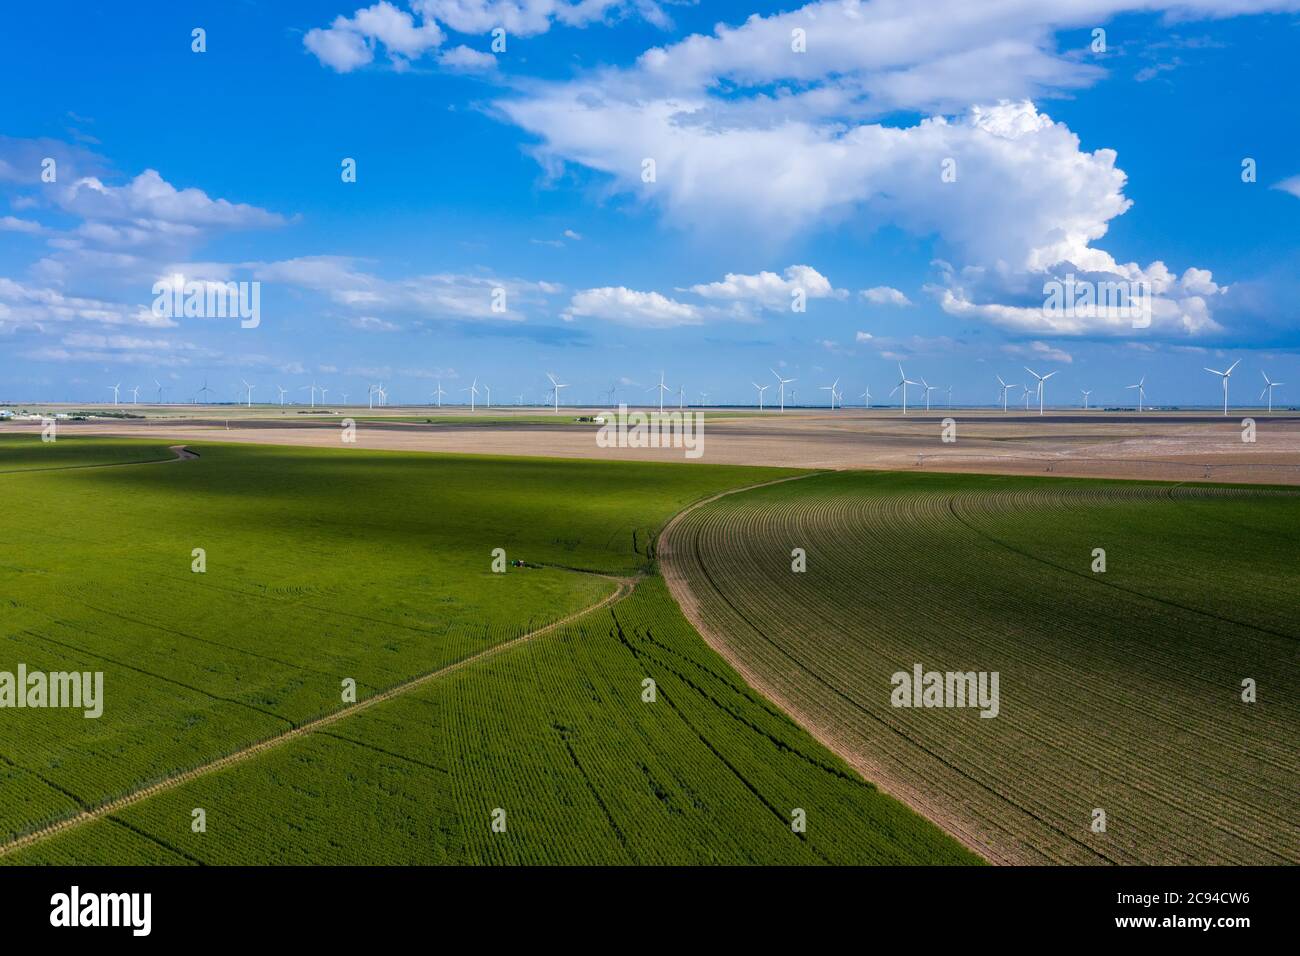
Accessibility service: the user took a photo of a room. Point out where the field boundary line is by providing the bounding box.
[0,570,637,859]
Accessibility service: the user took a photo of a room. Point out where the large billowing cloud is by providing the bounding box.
[505,96,1133,271]
[494,0,1299,336]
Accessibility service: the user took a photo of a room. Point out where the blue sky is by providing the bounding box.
[1,0,1298,407]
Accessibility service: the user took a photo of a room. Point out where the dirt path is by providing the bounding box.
[0,572,637,859]
[656,473,1003,865]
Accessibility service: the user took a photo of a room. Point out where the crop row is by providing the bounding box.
[664,471,1300,865]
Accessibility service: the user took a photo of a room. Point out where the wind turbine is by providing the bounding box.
[677,385,686,410]
[918,376,937,411]
[197,379,213,404]
[545,372,568,413]
[433,380,446,408]
[1081,389,1092,410]
[320,387,329,406]
[1203,360,1240,416]
[770,368,796,413]
[699,390,709,407]
[463,378,479,412]
[647,371,671,413]
[300,382,318,408]
[130,385,140,404]
[276,385,287,406]
[1023,367,1057,416]
[241,379,254,408]
[752,381,769,410]
[483,383,492,409]
[820,377,840,409]
[154,379,165,404]
[1260,371,1284,412]
[1021,385,1031,411]
[946,385,953,409]
[340,391,349,405]
[376,384,387,406]
[107,383,120,406]
[996,375,1014,412]
[890,363,919,414]
[368,384,377,410]
[860,386,872,408]
[1126,375,1147,412]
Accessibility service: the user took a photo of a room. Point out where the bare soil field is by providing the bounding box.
[7,407,1300,484]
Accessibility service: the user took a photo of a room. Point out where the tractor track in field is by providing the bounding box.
[0,571,639,860]
[0,444,197,475]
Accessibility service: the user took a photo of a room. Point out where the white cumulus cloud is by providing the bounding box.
[688,265,843,311]
[305,1,445,72]
[563,286,703,327]
[861,285,912,306]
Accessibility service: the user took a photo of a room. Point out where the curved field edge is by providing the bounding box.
[660,469,1300,866]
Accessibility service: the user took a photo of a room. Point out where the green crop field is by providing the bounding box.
[0,435,975,865]
[0,437,179,473]
[663,470,1300,865]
